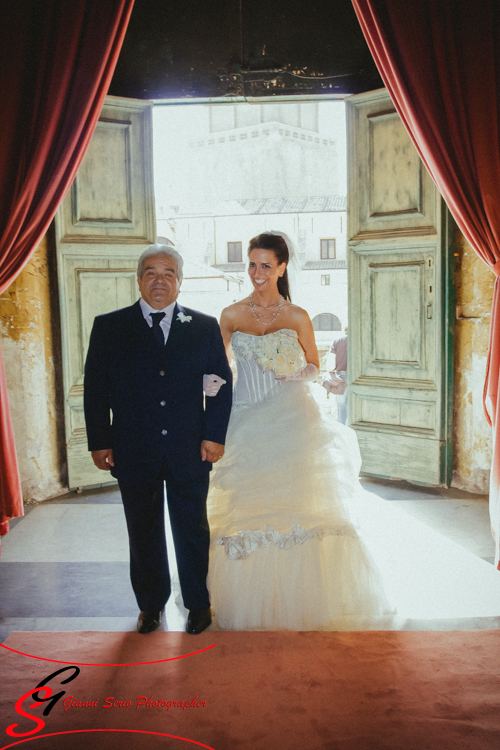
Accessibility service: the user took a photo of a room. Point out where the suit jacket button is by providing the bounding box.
[160,370,165,376]
[160,400,166,406]
[161,429,168,435]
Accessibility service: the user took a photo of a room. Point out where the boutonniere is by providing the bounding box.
[177,312,192,323]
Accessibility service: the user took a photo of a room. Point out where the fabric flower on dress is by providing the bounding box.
[215,524,356,560]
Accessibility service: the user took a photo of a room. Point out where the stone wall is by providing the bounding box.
[452,227,494,494]
[0,231,66,502]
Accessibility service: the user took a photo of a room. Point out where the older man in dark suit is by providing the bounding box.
[84,244,232,634]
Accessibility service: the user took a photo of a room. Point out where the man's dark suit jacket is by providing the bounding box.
[84,300,233,485]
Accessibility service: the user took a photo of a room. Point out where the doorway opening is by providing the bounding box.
[152,98,348,398]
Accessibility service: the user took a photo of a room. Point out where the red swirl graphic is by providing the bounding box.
[0,729,215,750]
[0,642,215,667]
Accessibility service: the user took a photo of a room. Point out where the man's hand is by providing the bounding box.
[91,449,114,471]
[201,440,224,463]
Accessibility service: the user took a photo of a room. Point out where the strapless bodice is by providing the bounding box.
[231,329,300,409]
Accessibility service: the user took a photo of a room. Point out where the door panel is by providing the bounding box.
[56,96,156,489]
[349,99,437,241]
[355,248,436,385]
[347,89,452,485]
[58,100,155,243]
[370,114,422,217]
[356,431,441,485]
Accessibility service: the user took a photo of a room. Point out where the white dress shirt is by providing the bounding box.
[139,298,177,344]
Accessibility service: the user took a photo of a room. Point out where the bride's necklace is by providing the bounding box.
[249,293,284,326]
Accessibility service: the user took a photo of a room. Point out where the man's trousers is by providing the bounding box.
[119,465,211,613]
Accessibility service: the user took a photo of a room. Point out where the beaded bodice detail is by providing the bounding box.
[231,329,298,409]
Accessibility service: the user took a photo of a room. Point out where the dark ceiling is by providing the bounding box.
[109,0,383,100]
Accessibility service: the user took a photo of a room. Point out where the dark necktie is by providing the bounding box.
[150,311,166,346]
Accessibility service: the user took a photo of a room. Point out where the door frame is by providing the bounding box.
[441,207,455,486]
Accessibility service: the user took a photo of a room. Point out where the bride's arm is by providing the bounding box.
[294,308,320,369]
[275,308,320,382]
[219,306,235,362]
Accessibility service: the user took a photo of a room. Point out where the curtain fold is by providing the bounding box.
[0,0,135,537]
[351,0,500,566]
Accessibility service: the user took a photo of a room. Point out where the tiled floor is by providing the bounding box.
[1,478,499,642]
[360,476,496,564]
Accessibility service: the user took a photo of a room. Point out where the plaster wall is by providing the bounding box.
[294,270,348,335]
[452,228,494,494]
[0,234,66,503]
[170,212,346,266]
[301,213,346,262]
[188,123,339,203]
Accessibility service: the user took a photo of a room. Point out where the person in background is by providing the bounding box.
[329,327,348,425]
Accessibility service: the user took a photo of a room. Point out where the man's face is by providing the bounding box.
[137,254,182,310]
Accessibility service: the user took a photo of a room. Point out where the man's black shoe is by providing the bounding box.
[137,610,162,634]
[186,608,212,635]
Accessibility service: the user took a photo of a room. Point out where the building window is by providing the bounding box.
[228,241,243,262]
[320,239,336,259]
[312,313,342,331]
[321,275,330,286]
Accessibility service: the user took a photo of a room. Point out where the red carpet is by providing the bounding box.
[1,630,500,749]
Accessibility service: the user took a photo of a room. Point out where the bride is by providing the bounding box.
[207,231,391,630]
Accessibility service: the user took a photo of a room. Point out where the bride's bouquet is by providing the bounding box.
[254,331,305,377]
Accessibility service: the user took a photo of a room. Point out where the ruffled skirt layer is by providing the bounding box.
[207,382,392,630]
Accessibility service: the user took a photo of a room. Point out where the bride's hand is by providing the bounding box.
[275,363,319,382]
[203,374,227,396]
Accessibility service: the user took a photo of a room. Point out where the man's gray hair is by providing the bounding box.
[137,244,184,281]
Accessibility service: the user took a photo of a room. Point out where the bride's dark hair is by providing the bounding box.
[248,233,291,301]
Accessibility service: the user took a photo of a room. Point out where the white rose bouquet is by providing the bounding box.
[254,331,305,377]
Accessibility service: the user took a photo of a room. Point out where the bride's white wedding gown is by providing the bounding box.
[207,328,392,630]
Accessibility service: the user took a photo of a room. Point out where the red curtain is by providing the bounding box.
[0,0,135,537]
[351,0,500,566]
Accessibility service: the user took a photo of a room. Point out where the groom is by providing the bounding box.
[84,244,232,635]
